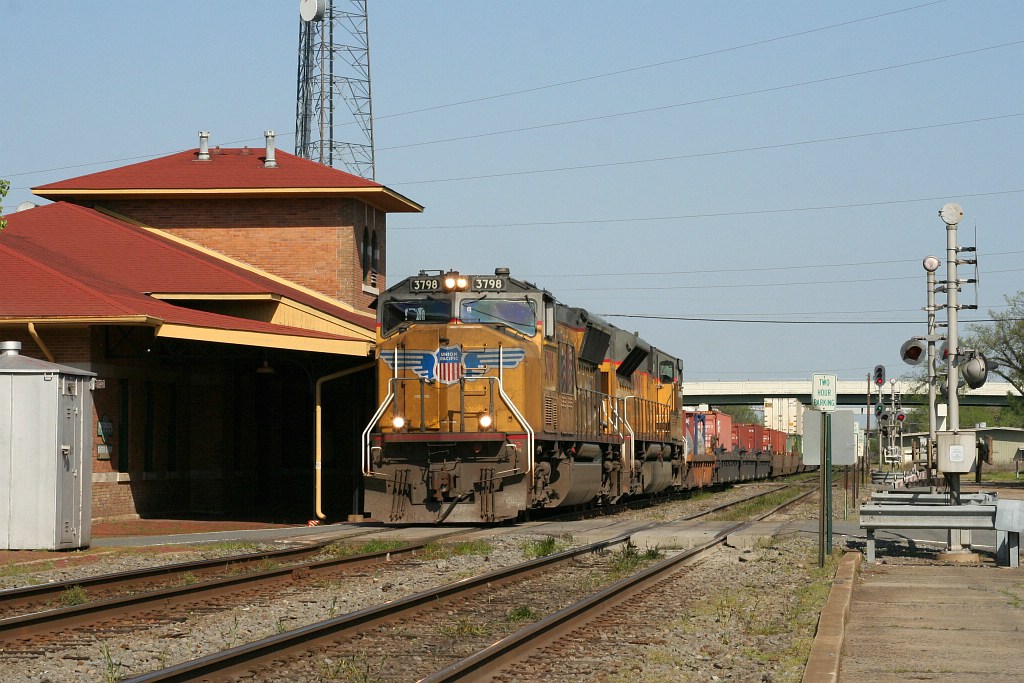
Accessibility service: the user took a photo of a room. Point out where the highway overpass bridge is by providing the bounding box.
[682,380,1019,407]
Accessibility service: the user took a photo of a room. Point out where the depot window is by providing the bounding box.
[459,298,537,336]
[381,298,451,335]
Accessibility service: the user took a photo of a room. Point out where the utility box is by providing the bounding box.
[937,429,977,474]
[0,341,95,550]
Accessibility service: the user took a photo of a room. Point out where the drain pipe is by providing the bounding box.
[314,362,374,521]
[27,323,54,362]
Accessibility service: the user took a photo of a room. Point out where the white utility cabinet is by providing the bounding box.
[0,341,95,549]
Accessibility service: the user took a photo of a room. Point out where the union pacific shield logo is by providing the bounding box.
[435,345,464,385]
[381,345,527,383]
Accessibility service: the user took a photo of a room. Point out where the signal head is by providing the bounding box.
[962,354,991,390]
[873,364,886,386]
[900,339,927,366]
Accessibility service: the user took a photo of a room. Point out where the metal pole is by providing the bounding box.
[926,264,938,493]
[863,373,870,490]
[942,204,965,552]
[818,411,827,568]
[826,412,833,548]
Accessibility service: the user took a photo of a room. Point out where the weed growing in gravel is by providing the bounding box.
[438,617,491,638]
[316,654,386,683]
[998,587,1023,608]
[223,614,241,647]
[100,643,124,683]
[505,604,538,622]
[61,584,88,606]
[0,561,48,578]
[608,544,664,579]
[203,541,262,554]
[521,535,569,558]
[322,539,407,557]
[711,489,801,521]
[179,571,199,585]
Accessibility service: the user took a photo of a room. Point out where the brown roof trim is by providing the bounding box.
[35,186,424,213]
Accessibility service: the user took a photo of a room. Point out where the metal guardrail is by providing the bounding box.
[869,491,997,506]
[860,496,1024,567]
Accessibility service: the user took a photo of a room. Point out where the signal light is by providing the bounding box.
[900,339,927,366]
[873,364,886,386]
[895,410,906,423]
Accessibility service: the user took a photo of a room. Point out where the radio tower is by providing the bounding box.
[295,0,375,180]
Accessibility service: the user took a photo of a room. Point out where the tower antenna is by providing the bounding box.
[295,0,375,179]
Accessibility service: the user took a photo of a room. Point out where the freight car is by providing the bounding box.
[362,268,804,524]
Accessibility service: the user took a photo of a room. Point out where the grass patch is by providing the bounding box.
[61,584,88,606]
[521,535,570,559]
[316,654,387,683]
[709,489,803,521]
[322,539,407,557]
[438,617,491,638]
[505,604,538,623]
[200,541,263,554]
[607,544,664,579]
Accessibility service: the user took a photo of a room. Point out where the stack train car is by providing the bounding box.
[362,268,809,524]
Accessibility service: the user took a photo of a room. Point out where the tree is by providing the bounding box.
[963,291,1024,397]
[0,179,9,231]
[713,404,762,425]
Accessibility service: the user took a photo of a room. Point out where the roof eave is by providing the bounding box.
[33,186,425,213]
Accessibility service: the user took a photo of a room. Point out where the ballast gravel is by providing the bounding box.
[0,486,848,682]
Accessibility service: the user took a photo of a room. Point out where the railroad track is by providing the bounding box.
[83,484,815,682]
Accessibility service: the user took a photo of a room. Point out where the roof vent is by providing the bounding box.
[0,341,22,356]
[264,130,278,168]
[198,131,211,161]
[495,267,510,276]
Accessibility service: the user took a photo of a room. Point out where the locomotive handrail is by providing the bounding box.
[361,378,396,476]
[497,345,534,476]
[620,396,636,473]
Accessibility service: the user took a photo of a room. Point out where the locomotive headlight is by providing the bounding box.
[391,415,406,430]
[478,413,493,430]
[443,271,469,291]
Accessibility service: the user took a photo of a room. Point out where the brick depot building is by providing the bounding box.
[0,136,421,522]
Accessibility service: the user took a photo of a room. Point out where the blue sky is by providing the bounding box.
[2,1,1021,382]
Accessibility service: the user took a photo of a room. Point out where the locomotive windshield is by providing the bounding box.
[381,297,451,334]
[459,297,537,335]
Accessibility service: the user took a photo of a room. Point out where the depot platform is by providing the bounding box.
[804,497,1024,683]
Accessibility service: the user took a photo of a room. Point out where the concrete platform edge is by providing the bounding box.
[801,550,862,683]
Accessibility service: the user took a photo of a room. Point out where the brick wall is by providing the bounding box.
[97,197,386,310]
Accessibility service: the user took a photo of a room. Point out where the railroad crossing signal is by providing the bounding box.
[873,364,886,386]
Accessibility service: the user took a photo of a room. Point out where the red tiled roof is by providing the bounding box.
[0,203,373,343]
[33,148,423,212]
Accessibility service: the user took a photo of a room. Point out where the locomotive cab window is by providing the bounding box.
[460,297,537,336]
[659,360,675,383]
[381,298,451,335]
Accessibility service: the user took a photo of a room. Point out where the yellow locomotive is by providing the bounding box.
[362,267,713,524]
